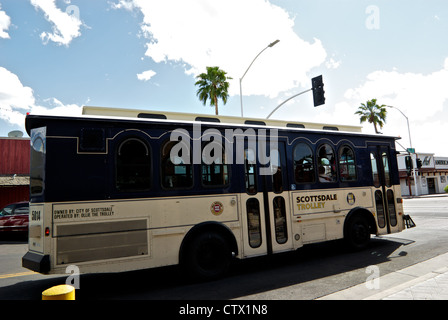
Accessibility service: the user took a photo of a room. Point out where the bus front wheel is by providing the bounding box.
[182,232,232,281]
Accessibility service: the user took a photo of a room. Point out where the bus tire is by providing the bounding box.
[182,231,231,281]
[344,214,371,250]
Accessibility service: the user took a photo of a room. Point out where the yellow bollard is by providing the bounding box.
[42,284,75,300]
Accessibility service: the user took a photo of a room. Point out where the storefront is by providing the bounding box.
[435,157,448,193]
[398,153,448,196]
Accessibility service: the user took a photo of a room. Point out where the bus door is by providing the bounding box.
[368,145,399,235]
[241,140,293,257]
[264,141,293,253]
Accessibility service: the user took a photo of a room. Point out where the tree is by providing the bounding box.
[195,66,232,115]
[355,99,387,134]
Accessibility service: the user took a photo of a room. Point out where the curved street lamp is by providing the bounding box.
[387,105,413,150]
[239,40,280,117]
[387,105,418,196]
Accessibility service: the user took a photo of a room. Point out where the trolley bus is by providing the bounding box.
[22,107,415,280]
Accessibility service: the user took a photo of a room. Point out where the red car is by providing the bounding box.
[0,201,29,236]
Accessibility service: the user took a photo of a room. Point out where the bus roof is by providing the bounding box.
[82,106,363,133]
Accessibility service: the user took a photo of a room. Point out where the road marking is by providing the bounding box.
[0,271,36,279]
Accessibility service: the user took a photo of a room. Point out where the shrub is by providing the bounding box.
[445,185,448,193]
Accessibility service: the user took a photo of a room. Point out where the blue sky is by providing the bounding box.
[1,0,447,156]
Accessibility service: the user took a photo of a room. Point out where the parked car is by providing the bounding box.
[0,201,29,236]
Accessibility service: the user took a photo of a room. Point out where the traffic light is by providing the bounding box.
[405,155,413,176]
[417,158,422,169]
[311,75,325,107]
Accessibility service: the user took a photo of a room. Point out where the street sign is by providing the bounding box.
[407,148,415,154]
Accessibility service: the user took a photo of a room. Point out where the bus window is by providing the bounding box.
[375,190,386,228]
[161,140,193,189]
[201,142,229,186]
[293,143,315,183]
[271,149,283,193]
[116,138,151,191]
[246,198,262,248]
[339,145,357,182]
[387,189,397,227]
[245,149,257,194]
[273,196,287,244]
[370,153,380,187]
[318,144,337,183]
[382,152,391,187]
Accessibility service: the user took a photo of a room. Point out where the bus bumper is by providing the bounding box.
[22,252,51,274]
[403,215,416,229]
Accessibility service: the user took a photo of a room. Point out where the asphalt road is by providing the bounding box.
[1,195,447,300]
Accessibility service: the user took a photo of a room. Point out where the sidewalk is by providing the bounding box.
[318,252,448,300]
[403,193,448,199]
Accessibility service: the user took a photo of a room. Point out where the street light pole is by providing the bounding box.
[387,105,418,196]
[239,40,280,117]
[388,105,413,149]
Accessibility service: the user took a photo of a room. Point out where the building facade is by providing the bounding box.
[398,153,448,196]
[0,137,30,209]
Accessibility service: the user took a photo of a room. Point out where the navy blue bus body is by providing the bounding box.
[24,114,399,204]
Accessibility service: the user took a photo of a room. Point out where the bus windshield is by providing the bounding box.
[30,127,46,196]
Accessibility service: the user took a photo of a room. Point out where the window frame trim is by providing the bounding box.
[160,139,194,191]
[115,136,152,192]
[293,141,316,184]
[317,142,338,183]
[200,141,231,188]
[338,144,358,182]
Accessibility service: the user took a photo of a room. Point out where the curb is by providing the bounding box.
[317,253,448,300]
[364,266,448,300]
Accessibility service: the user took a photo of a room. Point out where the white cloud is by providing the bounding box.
[345,58,448,122]
[111,0,136,11]
[0,67,82,131]
[137,69,156,81]
[30,98,82,117]
[0,4,11,39]
[0,66,36,128]
[0,67,35,112]
[325,58,341,69]
[30,0,83,46]
[342,58,448,155]
[113,0,327,98]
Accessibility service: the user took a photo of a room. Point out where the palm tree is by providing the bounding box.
[355,99,387,134]
[195,66,232,115]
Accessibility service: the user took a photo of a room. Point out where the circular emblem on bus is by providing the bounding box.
[347,193,356,205]
[210,201,224,216]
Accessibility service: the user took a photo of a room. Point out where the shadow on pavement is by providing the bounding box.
[0,236,410,300]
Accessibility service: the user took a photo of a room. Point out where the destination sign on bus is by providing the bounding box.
[296,193,338,211]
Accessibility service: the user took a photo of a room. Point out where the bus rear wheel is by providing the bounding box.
[345,215,371,250]
[182,232,232,281]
